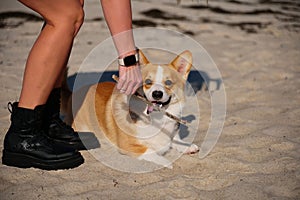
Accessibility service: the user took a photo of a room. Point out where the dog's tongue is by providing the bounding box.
[146,105,154,114]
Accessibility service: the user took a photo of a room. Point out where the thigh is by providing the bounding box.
[18,0,84,23]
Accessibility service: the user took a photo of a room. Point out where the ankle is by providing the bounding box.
[18,100,46,110]
[18,102,36,110]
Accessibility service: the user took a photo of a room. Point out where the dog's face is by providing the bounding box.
[139,50,192,106]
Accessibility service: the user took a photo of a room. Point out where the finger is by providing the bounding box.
[117,79,125,90]
[125,80,134,95]
[132,82,141,94]
[117,69,126,90]
[121,76,130,93]
[130,72,140,94]
[131,66,142,94]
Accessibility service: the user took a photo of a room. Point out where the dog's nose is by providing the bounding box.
[152,90,163,100]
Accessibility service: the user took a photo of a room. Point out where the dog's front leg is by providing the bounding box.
[172,134,199,154]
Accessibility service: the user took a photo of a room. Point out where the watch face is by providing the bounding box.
[124,54,137,66]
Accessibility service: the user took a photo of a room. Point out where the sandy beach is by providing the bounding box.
[0,0,299,199]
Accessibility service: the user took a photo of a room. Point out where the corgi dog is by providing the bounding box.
[62,50,199,168]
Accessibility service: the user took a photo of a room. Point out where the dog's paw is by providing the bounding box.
[184,144,199,154]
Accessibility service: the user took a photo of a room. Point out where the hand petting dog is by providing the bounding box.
[117,64,142,95]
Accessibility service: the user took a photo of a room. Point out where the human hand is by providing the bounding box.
[117,64,142,95]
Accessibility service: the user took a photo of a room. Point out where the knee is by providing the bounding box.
[53,5,84,37]
[72,7,84,36]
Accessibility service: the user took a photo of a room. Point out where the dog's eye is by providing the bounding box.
[165,80,173,86]
[145,79,152,85]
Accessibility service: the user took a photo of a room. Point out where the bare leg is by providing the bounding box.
[53,46,72,89]
[18,0,84,109]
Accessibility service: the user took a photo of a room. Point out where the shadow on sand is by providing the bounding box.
[66,70,221,141]
[67,70,221,93]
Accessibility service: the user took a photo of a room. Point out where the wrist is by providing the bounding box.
[118,49,138,59]
[119,63,139,69]
[118,48,139,67]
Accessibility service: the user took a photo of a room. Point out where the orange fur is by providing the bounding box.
[94,82,147,156]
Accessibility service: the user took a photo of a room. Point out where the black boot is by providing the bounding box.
[44,88,98,150]
[2,102,84,170]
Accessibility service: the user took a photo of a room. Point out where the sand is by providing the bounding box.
[0,0,299,199]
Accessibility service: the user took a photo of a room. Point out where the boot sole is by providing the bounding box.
[2,150,84,170]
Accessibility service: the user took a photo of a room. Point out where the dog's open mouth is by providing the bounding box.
[146,97,172,114]
[151,101,165,107]
[146,102,163,114]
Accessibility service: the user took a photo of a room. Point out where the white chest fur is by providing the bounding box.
[136,103,182,155]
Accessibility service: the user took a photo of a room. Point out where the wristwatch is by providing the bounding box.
[118,53,139,67]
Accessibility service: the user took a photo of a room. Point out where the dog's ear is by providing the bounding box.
[138,49,149,66]
[170,50,192,80]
